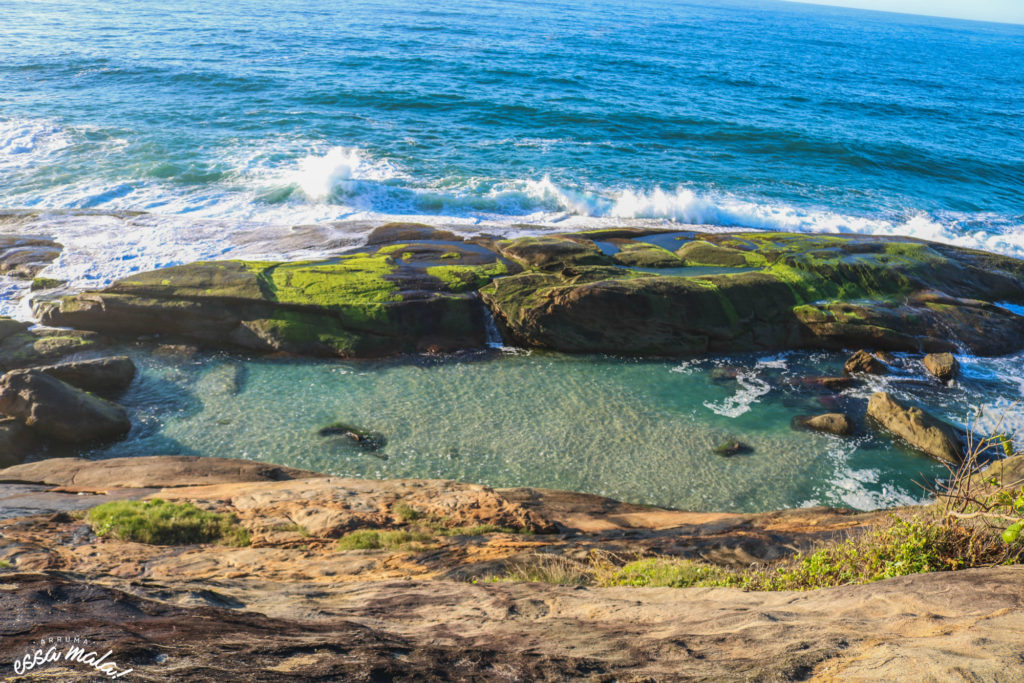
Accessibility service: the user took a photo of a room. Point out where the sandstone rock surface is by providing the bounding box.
[923,351,960,381]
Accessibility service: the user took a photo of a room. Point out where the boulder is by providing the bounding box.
[0,370,131,443]
[793,413,855,436]
[845,350,887,375]
[38,356,136,394]
[0,418,37,468]
[866,392,963,464]
[923,353,959,382]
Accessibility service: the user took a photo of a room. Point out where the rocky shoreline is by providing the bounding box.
[2,223,1017,466]
[0,454,1022,680]
[1,224,1024,678]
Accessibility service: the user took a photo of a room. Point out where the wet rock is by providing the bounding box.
[496,235,611,270]
[0,418,37,468]
[845,349,888,375]
[874,350,897,364]
[319,423,387,452]
[798,376,855,392]
[923,352,959,382]
[0,235,62,278]
[30,277,66,291]
[0,369,131,443]
[792,413,855,436]
[0,321,106,371]
[713,440,753,457]
[38,356,136,394]
[365,222,463,245]
[866,392,963,464]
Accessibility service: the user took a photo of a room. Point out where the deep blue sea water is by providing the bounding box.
[1,0,1022,263]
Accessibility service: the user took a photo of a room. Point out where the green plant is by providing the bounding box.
[601,557,741,588]
[392,502,424,522]
[336,529,434,551]
[87,499,250,546]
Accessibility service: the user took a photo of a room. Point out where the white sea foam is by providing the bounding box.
[703,370,772,418]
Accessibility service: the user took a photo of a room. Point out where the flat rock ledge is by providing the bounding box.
[1,455,1023,680]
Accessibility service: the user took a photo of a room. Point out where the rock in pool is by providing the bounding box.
[713,440,753,457]
[923,352,959,382]
[844,349,888,375]
[866,391,963,464]
[0,369,131,443]
[38,356,136,394]
[792,412,855,436]
[318,423,387,452]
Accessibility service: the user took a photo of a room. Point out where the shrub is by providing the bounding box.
[336,529,434,551]
[87,499,250,546]
[600,558,741,588]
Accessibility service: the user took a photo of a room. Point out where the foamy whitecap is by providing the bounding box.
[703,371,772,418]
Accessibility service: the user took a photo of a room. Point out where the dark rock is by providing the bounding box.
[923,352,959,382]
[793,413,855,436]
[38,356,136,394]
[319,423,387,452]
[875,350,897,364]
[866,392,963,464]
[845,350,888,375]
[365,222,463,245]
[0,370,131,443]
[796,376,855,392]
[0,235,62,279]
[0,418,37,468]
[713,440,753,457]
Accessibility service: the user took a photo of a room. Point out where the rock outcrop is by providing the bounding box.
[37,355,136,394]
[0,370,131,442]
[32,231,1024,359]
[0,456,1022,681]
[867,391,964,464]
[844,349,887,375]
[923,352,960,382]
[793,412,855,436]
[36,242,516,358]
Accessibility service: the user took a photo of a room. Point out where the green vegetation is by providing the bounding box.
[491,511,1022,590]
[87,499,251,546]
[338,502,521,552]
[426,260,509,292]
[0,560,11,569]
[30,277,65,291]
[262,254,401,308]
[336,529,434,551]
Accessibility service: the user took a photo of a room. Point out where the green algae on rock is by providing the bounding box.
[484,232,1024,356]
[36,242,514,358]
[33,230,1024,359]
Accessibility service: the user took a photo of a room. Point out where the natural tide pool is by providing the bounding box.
[65,346,1024,513]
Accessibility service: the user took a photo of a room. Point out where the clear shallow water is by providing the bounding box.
[53,347,1024,513]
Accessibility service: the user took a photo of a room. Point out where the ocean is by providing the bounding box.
[2,0,1024,511]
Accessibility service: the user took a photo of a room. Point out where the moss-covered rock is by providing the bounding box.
[37,243,514,358]
[496,236,612,270]
[484,232,1024,356]
[611,241,685,268]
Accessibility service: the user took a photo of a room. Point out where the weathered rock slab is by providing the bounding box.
[0,370,130,442]
[38,355,136,394]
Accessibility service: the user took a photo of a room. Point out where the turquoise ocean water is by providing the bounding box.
[2,0,1024,511]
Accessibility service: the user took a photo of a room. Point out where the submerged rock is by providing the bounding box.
[866,392,963,464]
[923,352,959,382]
[0,235,62,279]
[792,413,855,436]
[38,356,136,394]
[713,440,753,457]
[319,423,387,452]
[0,369,131,443]
[844,350,888,375]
